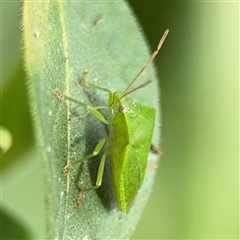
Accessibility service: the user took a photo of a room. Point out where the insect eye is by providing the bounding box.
[119,105,126,113]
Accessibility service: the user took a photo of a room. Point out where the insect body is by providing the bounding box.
[56,29,169,214]
[108,92,155,212]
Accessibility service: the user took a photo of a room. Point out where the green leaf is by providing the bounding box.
[0,62,35,172]
[0,126,12,156]
[22,1,161,239]
[0,207,34,239]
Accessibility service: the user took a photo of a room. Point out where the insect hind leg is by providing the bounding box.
[63,137,108,175]
[76,150,108,208]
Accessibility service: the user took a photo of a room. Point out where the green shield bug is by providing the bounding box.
[55,29,169,214]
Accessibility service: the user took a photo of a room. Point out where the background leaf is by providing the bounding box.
[0,64,34,172]
[22,1,161,239]
[0,206,34,240]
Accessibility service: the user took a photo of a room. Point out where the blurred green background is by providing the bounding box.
[1,1,238,239]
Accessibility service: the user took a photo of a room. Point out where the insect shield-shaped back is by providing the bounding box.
[108,92,156,213]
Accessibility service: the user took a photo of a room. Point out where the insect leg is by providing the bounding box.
[63,137,107,175]
[54,88,96,109]
[76,150,108,208]
[54,88,111,123]
[82,69,111,94]
[150,143,162,156]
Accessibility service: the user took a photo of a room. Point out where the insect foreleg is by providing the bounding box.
[82,69,112,94]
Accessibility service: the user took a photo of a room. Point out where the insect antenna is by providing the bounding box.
[122,29,169,96]
[120,80,152,98]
